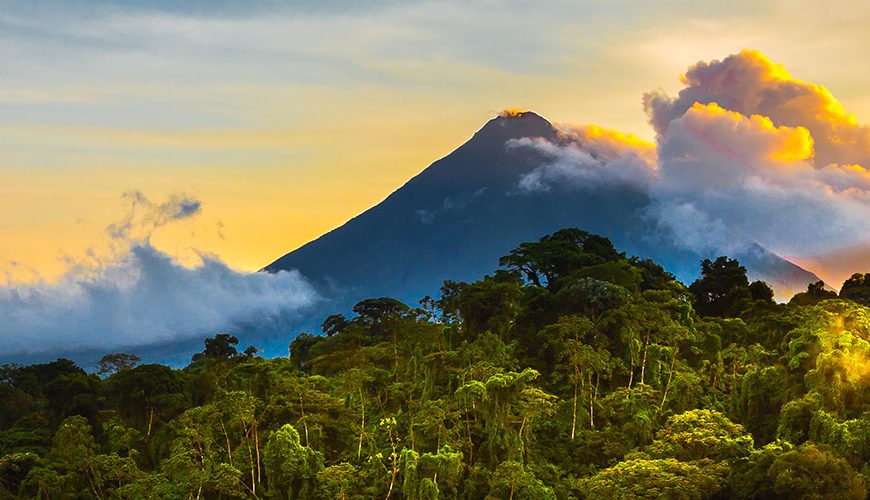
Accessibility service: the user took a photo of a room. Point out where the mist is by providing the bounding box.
[0,192,319,362]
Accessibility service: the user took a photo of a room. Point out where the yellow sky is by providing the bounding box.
[2,0,870,282]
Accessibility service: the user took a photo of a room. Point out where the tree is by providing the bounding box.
[840,273,870,306]
[289,333,323,370]
[487,460,555,500]
[352,298,410,326]
[446,277,524,338]
[748,281,775,304]
[645,410,754,462]
[242,345,259,360]
[4,228,870,499]
[264,424,322,499]
[499,228,620,290]
[22,416,140,499]
[96,353,141,377]
[455,369,555,465]
[103,364,187,438]
[767,443,866,499]
[688,257,752,317]
[613,292,688,389]
[789,280,837,306]
[202,333,240,359]
[544,316,611,436]
[0,452,38,497]
[583,458,727,499]
[321,314,350,337]
[316,463,358,499]
[797,281,839,305]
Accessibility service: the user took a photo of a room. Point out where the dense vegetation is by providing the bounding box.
[1,229,869,499]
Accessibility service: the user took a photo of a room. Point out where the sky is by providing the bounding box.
[3,0,870,359]
[3,0,870,282]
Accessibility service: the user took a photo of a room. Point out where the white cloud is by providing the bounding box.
[509,125,657,193]
[512,52,870,258]
[0,193,318,358]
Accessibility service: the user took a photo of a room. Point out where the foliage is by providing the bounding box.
[0,228,868,498]
[841,273,870,306]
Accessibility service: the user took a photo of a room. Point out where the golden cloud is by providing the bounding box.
[645,49,870,168]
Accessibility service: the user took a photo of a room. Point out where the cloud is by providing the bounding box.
[107,190,202,240]
[0,193,318,358]
[651,102,870,255]
[509,125,656,193]
[513,51,870,258]
[643,49,870,168]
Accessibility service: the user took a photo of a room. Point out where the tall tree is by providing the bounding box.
[689,257,752,317]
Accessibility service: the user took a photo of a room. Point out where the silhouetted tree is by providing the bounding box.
[789,280,837,306]
[688,257,751,317]
[96,353,141,376]
[321,314,349,337]
[840,273,870,306]
[201,333,240,359]
[499,228,620,290]
[748,281,775,304]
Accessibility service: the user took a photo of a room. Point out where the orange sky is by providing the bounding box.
[2,0,870,282]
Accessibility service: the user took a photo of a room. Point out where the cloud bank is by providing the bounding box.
[644,50,870,168]
[512,50,870,258]
[510,126,656,193]
[0,193,318,359]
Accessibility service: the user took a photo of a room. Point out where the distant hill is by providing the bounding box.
[265,111,820,307]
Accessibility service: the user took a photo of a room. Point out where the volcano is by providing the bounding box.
[265,111,820,307]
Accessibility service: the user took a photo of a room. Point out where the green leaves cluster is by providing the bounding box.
[1,228,868,498]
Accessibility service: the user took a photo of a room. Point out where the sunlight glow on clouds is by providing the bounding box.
[511,51,870,260]
[2,0,870,285]
[645,50,870,167]
[511,125,656,193]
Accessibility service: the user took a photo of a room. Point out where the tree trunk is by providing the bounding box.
[571,381,578,440]
[146,407,154,438]
[248,443,256,496]
[255,419,261,486]
[464,403,474,466]
[639,331,651,386]
[410,414,416,451]
[220,419,233,465]
[300,395,310,447]
[591,372,600,429]
[659,346,679,412]
[385,466,398,500]
[588,373,595,429]
[357,388,366,460]
[85,464,104,500]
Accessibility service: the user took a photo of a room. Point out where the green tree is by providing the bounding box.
[316,463,358,499]
[486,460,555,500]
[689,257,752,317]
[584,458,727,499]
[264,424,323,499]
[767,443,866,499]
[645,409,754,462]
[499,228,620,291]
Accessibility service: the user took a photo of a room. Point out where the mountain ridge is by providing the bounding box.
[265,111,821,305]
